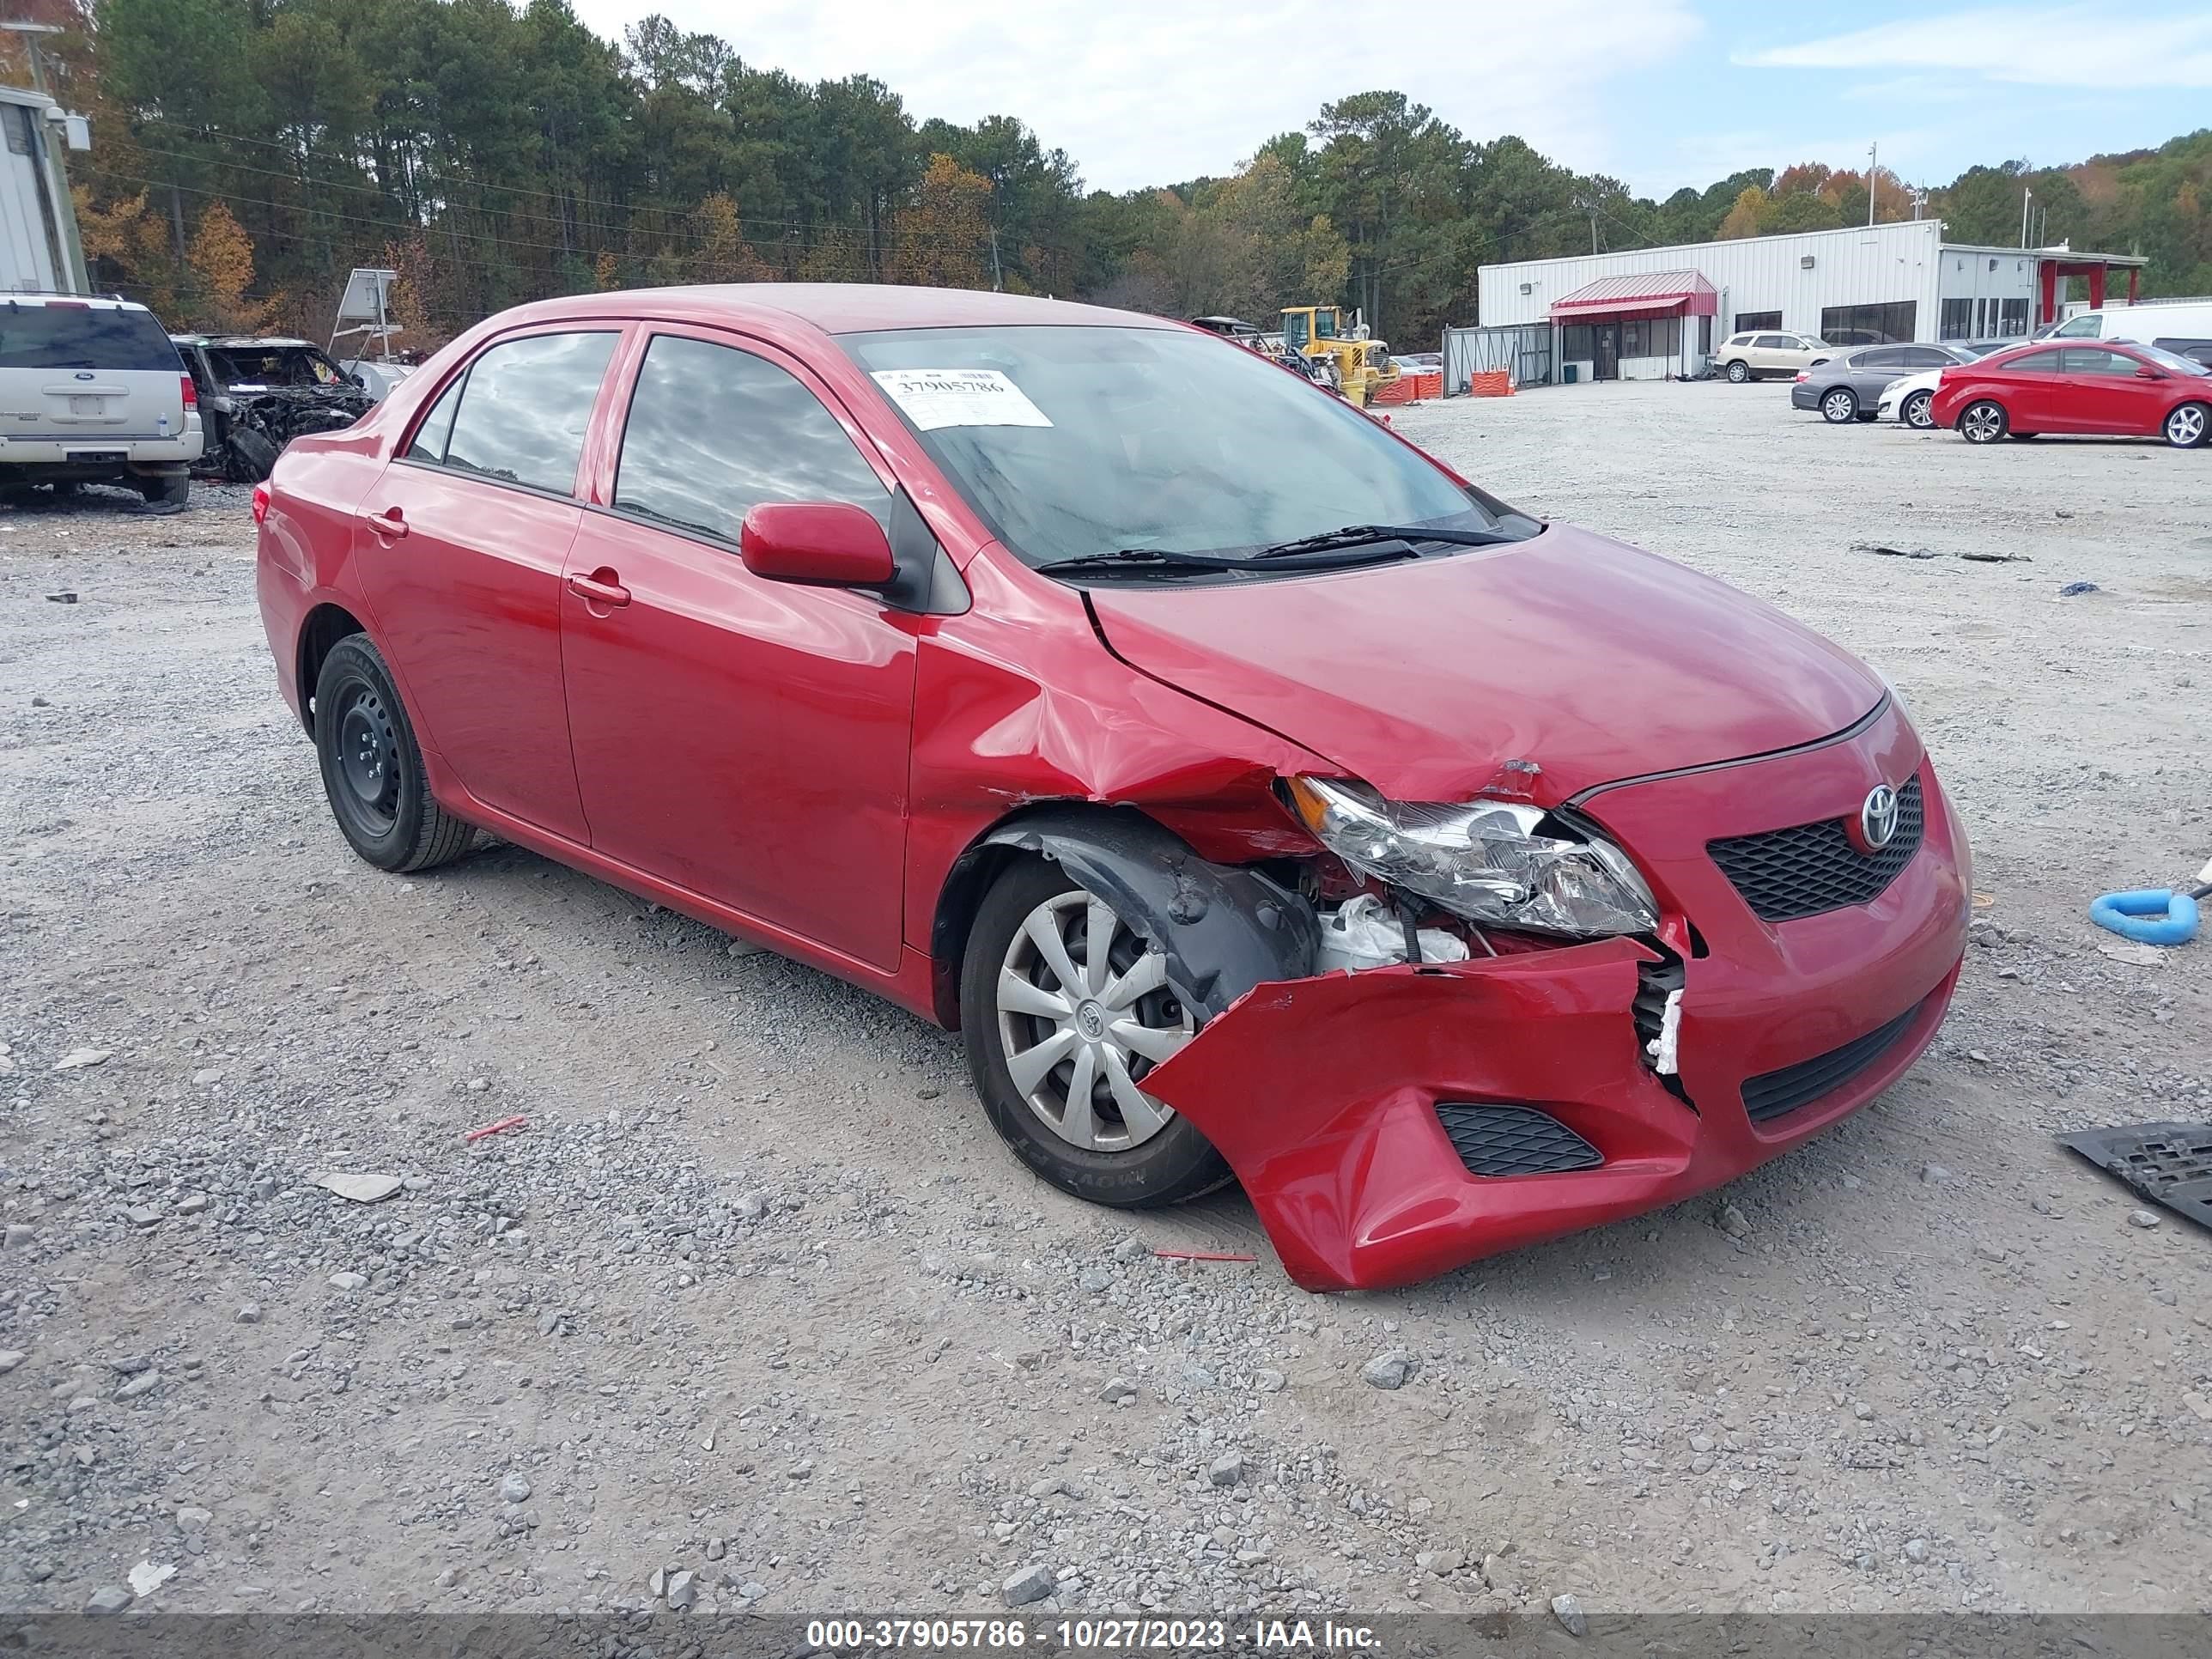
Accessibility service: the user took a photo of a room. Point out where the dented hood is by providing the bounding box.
[1085,526,1883,805]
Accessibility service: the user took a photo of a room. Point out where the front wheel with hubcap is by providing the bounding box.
[1820,387,1857,423]
[1725,360,1749,384]
[313,634,477,872]
[1959,399,2008,443]
[2165,401,2209,448]
[960,859,1229,1207]
[1902,390,1935,429]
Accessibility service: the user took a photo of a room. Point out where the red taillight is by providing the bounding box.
[251,483,271,525]
[1794,370,1810,382]
[179,372,197,411]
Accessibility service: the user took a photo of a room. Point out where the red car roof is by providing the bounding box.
[491,283,1175,337]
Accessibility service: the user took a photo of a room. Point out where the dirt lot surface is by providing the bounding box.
[3,383,2208,1624]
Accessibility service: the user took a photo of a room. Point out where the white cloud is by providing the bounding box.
[1737,6,2212,88]
[572,0,1704,191]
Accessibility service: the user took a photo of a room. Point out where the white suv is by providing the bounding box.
[0,295,202,507]
[1716,330,1831,383]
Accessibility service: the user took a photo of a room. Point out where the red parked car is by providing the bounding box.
[254,286,1970,1291]
[1931,339,2212,447]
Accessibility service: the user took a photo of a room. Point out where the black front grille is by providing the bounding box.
[1741,1000,1923,1124]
[1708,776,1923,922]
[1436,1104,1602,1177]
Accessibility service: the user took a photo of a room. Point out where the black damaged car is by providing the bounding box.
[170,335,374,482]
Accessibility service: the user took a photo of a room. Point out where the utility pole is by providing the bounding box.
[1867,142,1878,226]
[2021,186,2033,248]
[1,17,56,91]
[988,227,1002,292]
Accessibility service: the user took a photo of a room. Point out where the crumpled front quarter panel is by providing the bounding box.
[1139,939,1678,1291]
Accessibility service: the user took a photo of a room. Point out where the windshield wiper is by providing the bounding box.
[1249,523,1517,561]
[1035,544,1418,579]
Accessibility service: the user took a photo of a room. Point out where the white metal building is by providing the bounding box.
[2,82,90,294]
[1468,219,2147,386]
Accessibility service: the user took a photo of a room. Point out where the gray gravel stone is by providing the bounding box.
[116,1370,163,1400]
[2127,1209,2162,1229]
[0,1350,25,1375]
[499,1473,532,1503]
[177,1507,212,1534]
[1360,1349,1414,1389]
[5,1223,37,1249]
[1097,1376,1137,1405]
[84,1587,133,1617]
[666,1569,698,1611]
[1002,1562,1056,1607]
[235,1304,261,1324]
[313,1173,404,1205]
[1208,1450,1243,1486]
[1904,1538,1929,1563]
[1550,1593,1589,1637]
[326,1272,368,1291]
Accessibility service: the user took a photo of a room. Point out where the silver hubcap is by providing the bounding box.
[995,889,1192,1152]
[1824,392,1852,420]
[1963,404,2002,441]
[2170,406,2204,445]
[1905,394,1932,428]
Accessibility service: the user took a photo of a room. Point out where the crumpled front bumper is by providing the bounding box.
[1140,703,1970,1292]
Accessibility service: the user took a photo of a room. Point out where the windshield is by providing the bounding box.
[207,346,346,388]
[0,303,180,371]
[2122,342,2212,375]
[839,325,1534,569]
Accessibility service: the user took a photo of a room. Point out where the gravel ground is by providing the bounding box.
[2,384,2208,1624]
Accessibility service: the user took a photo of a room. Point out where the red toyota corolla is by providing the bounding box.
[254,285,1970,1291]
[1931,338,2212,447]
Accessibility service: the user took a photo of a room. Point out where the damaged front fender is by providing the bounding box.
[1137,938,1697,1291]
[981,808,1318,1018]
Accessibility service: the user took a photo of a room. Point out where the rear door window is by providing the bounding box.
[438,331,618,495]
[1999,349,2063,373]
[0,303,181,370]
[1753,334,1792,350]
[611,334,889,548]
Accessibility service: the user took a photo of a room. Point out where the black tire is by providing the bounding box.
[1725,360,1750,384]
[1820,386,1858,423]
[1958,399,2008,444]
[312,634,476,873]
[1902,390,1935,429]
[959,857,1231,1209]
[2162,401,2209,449]
[138,471,189,510]
[226,427,280,484]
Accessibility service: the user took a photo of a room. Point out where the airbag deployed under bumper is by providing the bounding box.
[1138,939,1956,1291]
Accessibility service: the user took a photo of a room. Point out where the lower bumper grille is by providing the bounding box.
[1436,1103,1602,1177]
[1741,1000,1924,1124]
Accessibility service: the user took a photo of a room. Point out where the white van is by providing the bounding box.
[0,295,203,507]
[2046,301,2212,368]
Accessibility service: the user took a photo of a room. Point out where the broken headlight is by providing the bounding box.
[1286,776,1660,938]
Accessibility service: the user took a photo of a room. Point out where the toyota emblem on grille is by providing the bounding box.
[1859,784,1900,851]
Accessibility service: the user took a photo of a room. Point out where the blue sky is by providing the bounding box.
[576,1,2212,198]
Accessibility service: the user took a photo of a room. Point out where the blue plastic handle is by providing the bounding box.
[2088,888,2201,946]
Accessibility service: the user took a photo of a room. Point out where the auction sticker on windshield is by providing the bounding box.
[869,368,1053,429]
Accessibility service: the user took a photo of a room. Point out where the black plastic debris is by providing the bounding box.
[2058,580,2100,596]
[46,592,77,604]
[1850,541,1941,560]
[2057,1121,2212,1230]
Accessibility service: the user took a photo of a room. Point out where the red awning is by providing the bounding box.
[1549,270,1718,320]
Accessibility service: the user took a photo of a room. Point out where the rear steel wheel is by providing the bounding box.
[312,635,477,873]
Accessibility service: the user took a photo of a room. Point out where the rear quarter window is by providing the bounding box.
[0,305,182,371]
